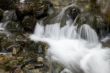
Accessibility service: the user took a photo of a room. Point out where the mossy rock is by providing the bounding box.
[22,16,36,33]
[76,13,107,37]
[5,21,23,33]
[2,10,17,21]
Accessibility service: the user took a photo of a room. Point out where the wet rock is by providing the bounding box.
[22,58,49,73]
[102,7,110,32]
[11,66,23,73]
[0,9,3,21]
[102,39,110,48]
[15,0,53,21]
[5,21,23,33]
[22,16,36,33]
[2,10,17,21]
[66,6,80,20]
[0,55,9,64]
[34,0,54,19]
[15,2,34,21]
[76,13,107,38]
[0,35,13,52]
[0,0,16,10]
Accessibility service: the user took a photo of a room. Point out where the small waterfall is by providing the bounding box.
[33,22,99,43]
[34,23,44,37]
[33,21,78,40]
[79,24,99,43]
[30,4,110,73]
[51,4,77,23]
[0,23,5,31]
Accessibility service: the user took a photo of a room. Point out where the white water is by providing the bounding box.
[0,23,5,31]
[30,5,110,73]
[20,0,25,3]
[30,21,110,73]
[79,24,99,43]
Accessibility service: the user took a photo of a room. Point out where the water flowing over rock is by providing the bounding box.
[0,0,110,73]
[30,4,110,73]
[79,24,99,43]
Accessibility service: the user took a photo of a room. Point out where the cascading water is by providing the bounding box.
[30,4,110,73]
[0,23,4,31]
[20,0,25,3]
[79,24,99,43]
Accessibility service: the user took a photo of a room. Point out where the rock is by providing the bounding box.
[22,16,36,33]
[0,0,16,10]
[0,35,13,52]
[10,66,24,73]
[76,13,107,38]
[15,0,53,21]
[0,55,9,64]
[15,2,34,21]
[34,0,54,19]
[66,6,80,20]
[0,9,3,21]
[2,10,17,21]
[5,21,22,33]
[102,39,110,48]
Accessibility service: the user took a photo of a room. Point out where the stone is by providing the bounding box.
[76,13,107,38]
[0,55,9,64]
[0,9,3,21]
[0,0,16,10]
[15,0,53,21]
[65,6,80,20]
[2,10,17,21]
[22,16,36,33]
[15,2,34,21]
[34,0,54,19]
[5,21,22,33]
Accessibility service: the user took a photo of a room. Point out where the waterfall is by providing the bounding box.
[33,22,78,40]
[79,24,99,43]
[0,23,5,31]
[30,4,110,73]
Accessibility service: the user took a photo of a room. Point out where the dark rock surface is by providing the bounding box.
[0,9,3,21]
[22,16,36,32]
[66,6,80,20]
[2,10,17,21]
[0,0,16,10]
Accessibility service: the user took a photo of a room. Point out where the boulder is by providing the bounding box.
[5,21,22,33]
[0,0,16,10]
[66,6,80,20]
[2,10,17,21]
[22,16,36,33]
[15,0,53,21]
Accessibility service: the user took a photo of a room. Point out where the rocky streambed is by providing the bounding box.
[0,0,53,73]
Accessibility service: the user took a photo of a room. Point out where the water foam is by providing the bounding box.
[30,4,110,73]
